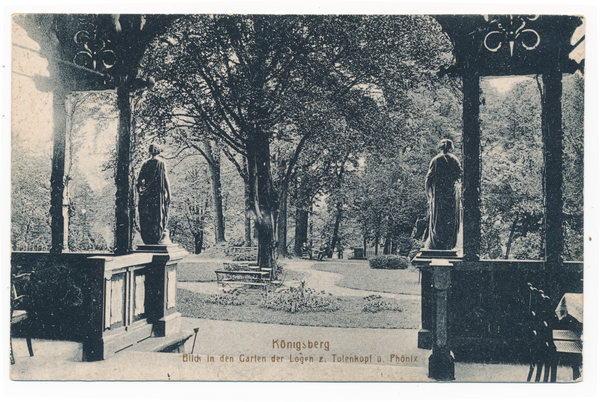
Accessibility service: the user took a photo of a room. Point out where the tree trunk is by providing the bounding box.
[278,190,289,258]
[383,237,392,255]
[294,208,309,256]
[194,231,204,254]
[202,140,226,244]
[243,157,252,247]
[293,176,310,256]
[329,202,343,258]
[247,133,278,268]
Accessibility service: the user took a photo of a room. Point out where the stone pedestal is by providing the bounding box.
[412,248,459,265]
[82,244,188,361]
[413,249,460,349]
[137,243,187,338]
[427,259,455,381]
[154,312,182,337]
[418,267,433,349]
[135,243,188,258]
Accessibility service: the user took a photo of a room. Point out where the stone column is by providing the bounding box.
[462,73,481,261]
[428,259,455,381]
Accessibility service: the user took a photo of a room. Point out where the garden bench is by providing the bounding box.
[231,246,258,254]
[227,262,274,280]
[215,263,270,288]
[215,270,269,288]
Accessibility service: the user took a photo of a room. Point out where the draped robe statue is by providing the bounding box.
[137,145,171,244]
[425,139,462,250]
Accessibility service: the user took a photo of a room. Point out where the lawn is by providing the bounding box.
[176,258,421,329]
[310,261,421,295]
[177,288,420,329]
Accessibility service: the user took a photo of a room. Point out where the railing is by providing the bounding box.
[419,259,583,361]
[14,241,48,252]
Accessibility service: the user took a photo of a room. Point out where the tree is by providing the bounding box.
[66,91,119,252]
[480,78,544,260]
[11,140,52,250]
[137,15,452,267]
[170,157,212,253]
[560,73,584,261]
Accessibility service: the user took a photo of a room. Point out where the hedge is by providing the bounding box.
[368,255,410,270]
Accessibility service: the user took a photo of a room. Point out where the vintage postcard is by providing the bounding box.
[7,6,592,389]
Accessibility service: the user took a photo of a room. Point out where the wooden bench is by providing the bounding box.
[215,262,270,288]
[215,270,269,287]
[231,247,258,255]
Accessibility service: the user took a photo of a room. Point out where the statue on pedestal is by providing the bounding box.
[424,139,462,250]
[136,144,171,244]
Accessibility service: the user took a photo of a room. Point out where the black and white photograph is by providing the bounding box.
[5,3,595,391]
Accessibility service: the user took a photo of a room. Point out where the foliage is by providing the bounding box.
[262,281,339,313]
[480,78,545,260]
[27,260,84,320]
[12,90,120,252]
[206,288,244,306]
[66,91,118,252]
[368,255,410,270]
[178,288,420,329]
[362,294,403,313]
[167,154,212,254]
[309,77,462,255]
[11,141,52,250]
[137,15,453,268]
[561,74,584,261]
[229,249,257,262]
[198,242,229,258]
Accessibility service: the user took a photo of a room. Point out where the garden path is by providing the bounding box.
[283,260,421,301]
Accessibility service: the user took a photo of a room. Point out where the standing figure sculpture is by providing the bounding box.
[137,144,171,244]
[425,139,462,250]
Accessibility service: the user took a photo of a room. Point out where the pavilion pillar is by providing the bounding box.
[462,73,481,261]
[50,89,69,253]
[541,70,564,300]
[427,259,455,381]
[115,86,134,254]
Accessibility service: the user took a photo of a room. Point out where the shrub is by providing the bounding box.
[230,249,257,262]
[395,235,413,256]
[262,281,339,313]
[206,288,244,306]
[362,294,403,313]
[200,243,229,258]
[368,255,410,270]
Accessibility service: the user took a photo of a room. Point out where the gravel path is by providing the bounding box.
[282,260,420,301]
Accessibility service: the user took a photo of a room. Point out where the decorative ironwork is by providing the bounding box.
[483,15,541,57]
[72,17,117,72]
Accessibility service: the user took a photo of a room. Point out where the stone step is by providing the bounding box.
[123,330,195,354]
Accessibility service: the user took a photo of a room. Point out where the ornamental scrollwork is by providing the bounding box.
[483,15,541,57]
[72,16,117,72]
